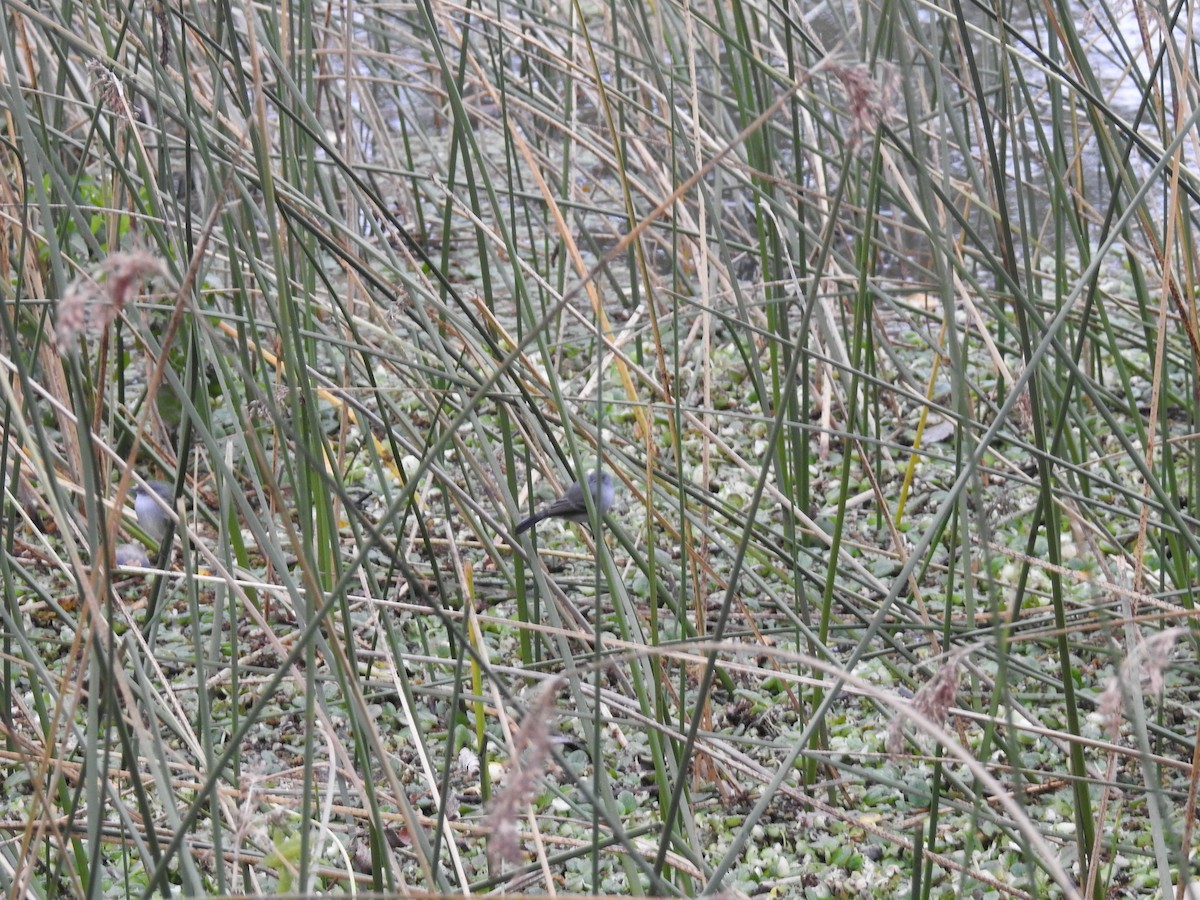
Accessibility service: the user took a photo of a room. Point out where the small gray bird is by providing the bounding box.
[134,480,175,542]
[515,470,613,535]
[115,542,151,567]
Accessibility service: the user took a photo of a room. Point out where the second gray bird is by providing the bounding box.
[515,470,613,534]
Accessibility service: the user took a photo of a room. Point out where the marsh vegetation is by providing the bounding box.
[1,0,1199,896]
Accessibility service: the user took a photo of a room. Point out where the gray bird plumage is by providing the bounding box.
[134,480,175,542]
[115,542,151,567]
[515,470,613,535]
